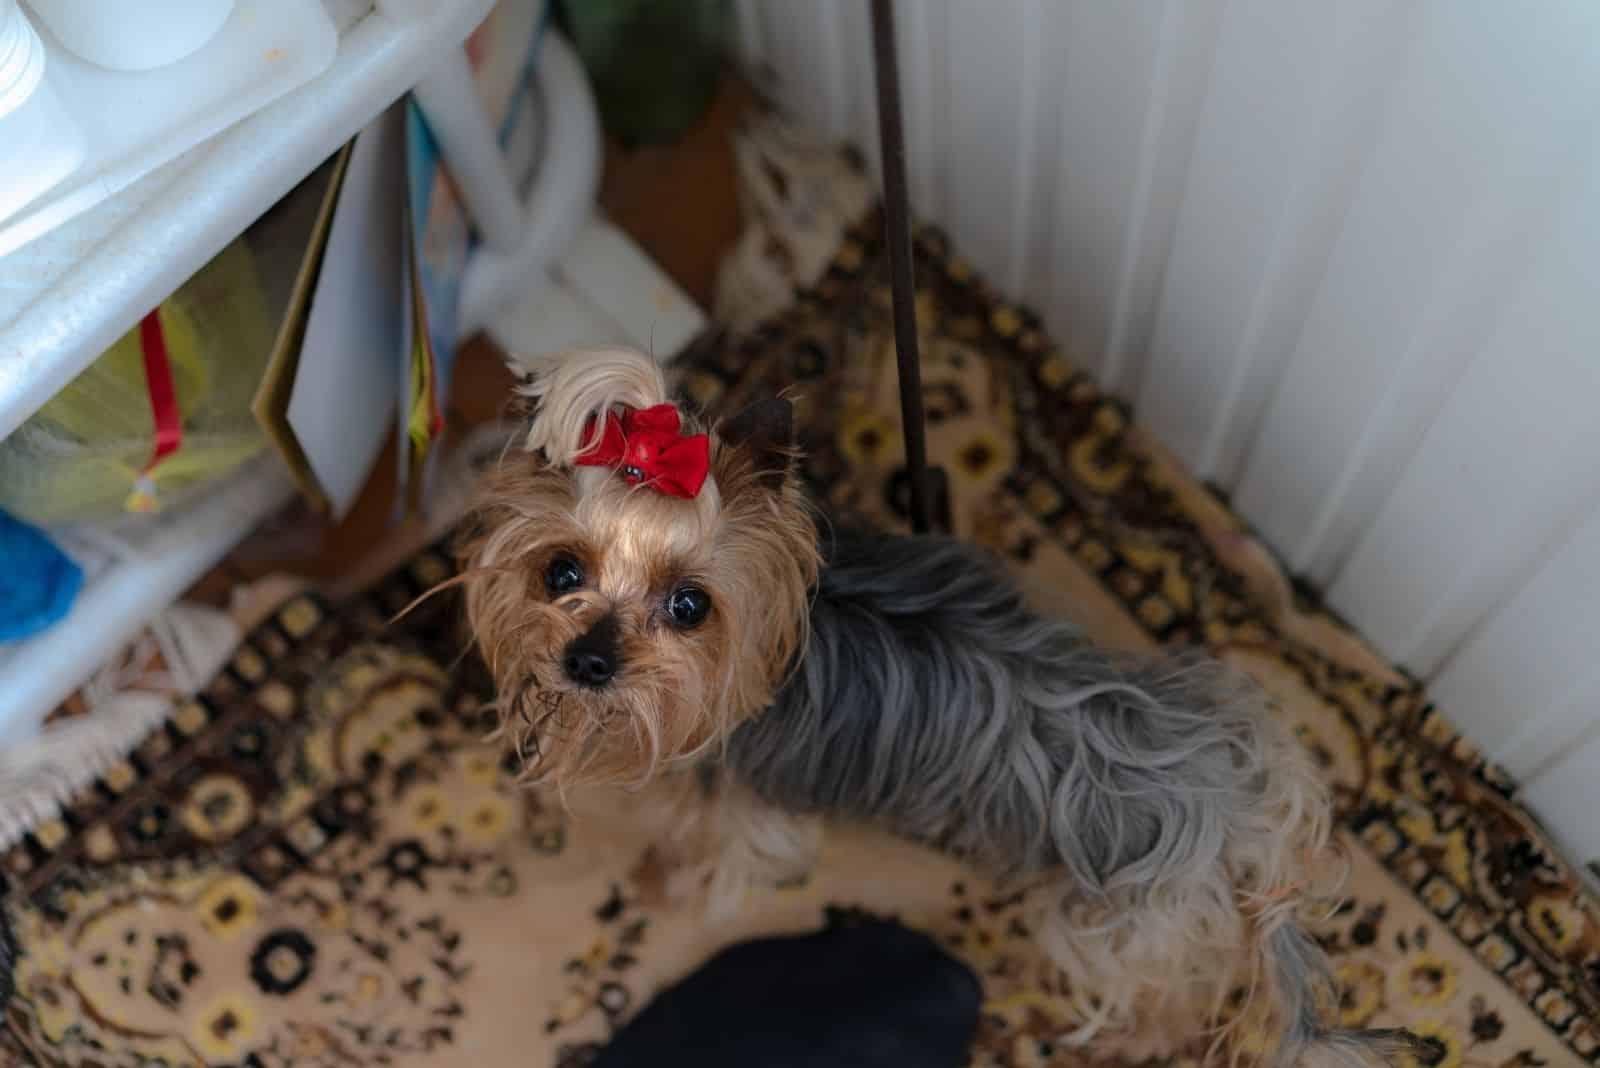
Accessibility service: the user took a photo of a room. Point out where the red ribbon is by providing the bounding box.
[138,310,183,473]
[575,403,710,499]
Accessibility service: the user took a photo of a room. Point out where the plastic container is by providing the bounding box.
[0,0,45,117]
[0,0,84,223]
[23,0,234,72]
[0,0,336,253]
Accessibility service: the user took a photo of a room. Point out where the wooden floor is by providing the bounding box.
[202,73,755,597]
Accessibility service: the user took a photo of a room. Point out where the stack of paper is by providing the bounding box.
[251,101,406,522]
[253,0,548,520]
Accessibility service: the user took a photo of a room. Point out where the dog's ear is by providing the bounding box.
[718,397,796,486]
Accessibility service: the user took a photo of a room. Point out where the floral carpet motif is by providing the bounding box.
[2,217,1596,1067]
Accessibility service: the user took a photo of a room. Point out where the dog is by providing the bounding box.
[455,346,1406,1066]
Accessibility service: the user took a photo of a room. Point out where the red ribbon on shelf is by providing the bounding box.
[126,309,184,513]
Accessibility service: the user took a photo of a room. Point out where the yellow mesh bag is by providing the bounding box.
[0,240,275,525]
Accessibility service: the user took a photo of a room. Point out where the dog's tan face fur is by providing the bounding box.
[458,349,818,791]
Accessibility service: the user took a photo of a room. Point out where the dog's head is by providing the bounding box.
[458,347,818,790]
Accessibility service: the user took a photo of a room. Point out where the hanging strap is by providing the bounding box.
[137,310,184,467]
[126,309,184,513]
[870,0,937,535]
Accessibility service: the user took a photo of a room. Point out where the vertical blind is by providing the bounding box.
[734,0,1600,873]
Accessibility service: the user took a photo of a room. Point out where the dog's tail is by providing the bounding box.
[1264,921,1414,1068]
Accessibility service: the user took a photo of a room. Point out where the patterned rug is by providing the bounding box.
[3,217,1597,1068]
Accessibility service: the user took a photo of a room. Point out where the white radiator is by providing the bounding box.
[735,0,1600,872]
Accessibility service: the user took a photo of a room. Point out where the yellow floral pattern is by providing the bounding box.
[1,627,529,1068]
[2,213,1598,1068]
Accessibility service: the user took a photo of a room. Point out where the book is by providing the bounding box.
[396,0,548,515]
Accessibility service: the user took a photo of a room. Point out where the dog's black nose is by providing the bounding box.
[564,649,615,686]
[562,614,621,688]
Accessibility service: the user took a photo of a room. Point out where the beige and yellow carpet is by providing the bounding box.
[2,217,1597,1068]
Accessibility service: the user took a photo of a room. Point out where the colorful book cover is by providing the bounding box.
[398,0,548,514]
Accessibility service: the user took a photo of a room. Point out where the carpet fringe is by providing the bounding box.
[0,694,173,851]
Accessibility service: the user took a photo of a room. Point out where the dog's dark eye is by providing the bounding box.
[545,555,585,595]
[665,585,711,628]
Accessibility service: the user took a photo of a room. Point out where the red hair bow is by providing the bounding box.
[575,404,710,499]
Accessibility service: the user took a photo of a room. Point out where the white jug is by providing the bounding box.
[0,0,46,117]
[24,0,234,72]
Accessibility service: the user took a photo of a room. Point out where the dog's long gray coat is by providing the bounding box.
[726,531,1404,1066]
[729,531,1268,884]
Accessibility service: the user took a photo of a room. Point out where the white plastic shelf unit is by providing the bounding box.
[0,0,498,740]
[0,0,498,440]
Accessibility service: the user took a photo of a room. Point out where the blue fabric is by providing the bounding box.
[0,511,82,642]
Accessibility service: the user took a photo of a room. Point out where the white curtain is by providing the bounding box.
[735,0,1600,872]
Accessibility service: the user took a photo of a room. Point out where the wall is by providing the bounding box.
[733,0,1600,873]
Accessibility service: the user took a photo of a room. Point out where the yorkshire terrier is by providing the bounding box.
[456,347,1404,1067]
